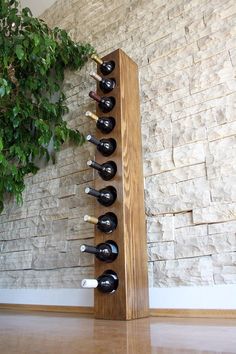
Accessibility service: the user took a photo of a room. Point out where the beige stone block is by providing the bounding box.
[0,251,32,271]
[174,82,236,113]
[52,219,68,234]
[0,267,94,288]
[40,196,59,210]
[148,242,175,261]
[210,176,236,203]
[195,30,228,62]
[146,163,206,183]
[58,185,77,198]
[145,33,187,63]
[175,224,208,239]
[32,166,58,183]
[58,157,91,178]
[37,220,52,236]
[25,188,58,202]
[141,100,169,124]
[229,48,236,66]
[225,92,236,122]
[67,229,94,241]
[208,220,236,234]
[147,215,175,242]
[146,177,210,215]
[177,177,211,207]
[172,100,226,125]
[153,256,214,286]
[148,262,154,288]
[175,236,210,259]
[39,207,69,221]
[68,216,94,234]
[59,169,93,187]
[173,115,206,146]
[173,142,205,167]
[31,239,94,270]
[139,43,194,79]
[144,148,175,176]
[207,121,236,141]
[141,69,189,102]
[0,237,47,253]
[156,87,190,107]
[189,52,233,94]
[208,233,236,254]
[142,117,172,153]
[174,212,194,228]
[193,202,236,224]
[168,2,185,19]
[206,136,236,179]
[176,232,236,259]
[212,252,236,284]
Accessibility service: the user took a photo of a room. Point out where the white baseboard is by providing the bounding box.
[149,284,236,309]
[0,284,236,309]
[0,289,94,306]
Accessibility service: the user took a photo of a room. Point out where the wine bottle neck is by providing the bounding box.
[90,71,102,82]
[91,54,103,65]
[86,134,100,146]
[84,215,99,225]
[85,187,101,198]
[85,111,99,122]
[87,160,103,172]
[81,279,98,288]
[80,244,98,254]
[89,91,101,103]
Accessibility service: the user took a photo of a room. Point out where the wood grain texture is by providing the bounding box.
[0,303,94,314]
[1,304,236,319]
[149,308,236,319]
[1,310,236,354]
[93,49,149,320]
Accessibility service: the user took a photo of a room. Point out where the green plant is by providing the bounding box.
[0,0,95,212]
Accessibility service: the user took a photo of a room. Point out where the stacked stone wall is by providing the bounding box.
[0,0,235,288]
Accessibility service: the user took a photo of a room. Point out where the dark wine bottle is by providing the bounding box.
[83,212,118,233]
[86,134,116,157]
[91,54,115,75]
[80,240,118,262]
[85,111,116,134]
[81,270,118,293]
[85,186,117,206]
[89,91,115,113]
[90,72,115,93]
[87,159,117,181]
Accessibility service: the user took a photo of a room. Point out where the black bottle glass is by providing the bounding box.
[86,134,116,157]
[83,212,118,233]
[87,160,117,181]
[90,72,115,94]
[80,240,118,262]
[81,270,118,293]
[85,186,117,206]
[89,91,115,113]
[91,54,115,75]
[85,111,116,134]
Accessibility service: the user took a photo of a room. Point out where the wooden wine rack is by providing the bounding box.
[91,49,149,320]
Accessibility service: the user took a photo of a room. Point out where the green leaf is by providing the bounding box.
[32,34,40,46]
[0,0,95,213]
[15,44,25,60]
[0,137,3,152]
[0,86,5,97]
